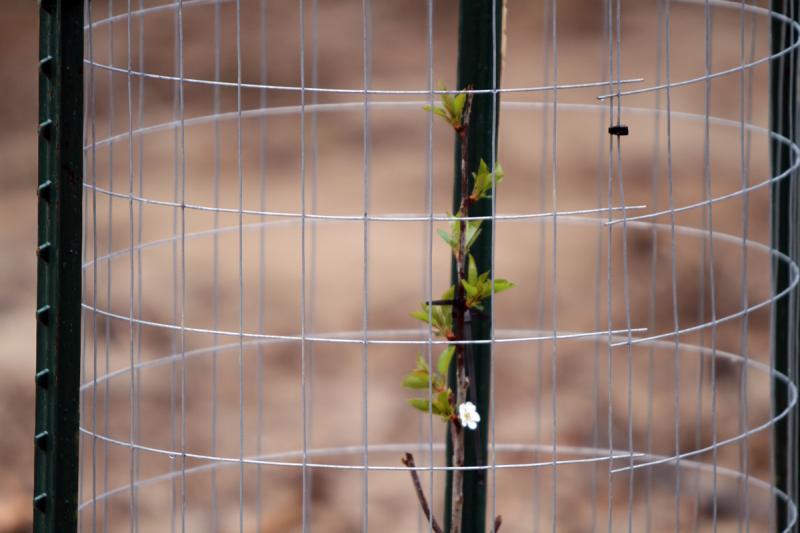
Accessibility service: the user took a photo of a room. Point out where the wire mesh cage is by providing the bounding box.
[33,0,799,531]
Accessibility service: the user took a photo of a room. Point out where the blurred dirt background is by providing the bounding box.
[0,0,787,531]
[1,1,44,532]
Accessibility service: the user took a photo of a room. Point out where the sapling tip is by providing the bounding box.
[401,84,513,533]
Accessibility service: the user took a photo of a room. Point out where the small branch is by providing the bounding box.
[450,89,474,533]
[451,419,465,533]
[426,299,456,306]
[492,515,503,532]
[402,453,444,533]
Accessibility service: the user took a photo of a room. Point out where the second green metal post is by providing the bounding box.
[444,1,503,532]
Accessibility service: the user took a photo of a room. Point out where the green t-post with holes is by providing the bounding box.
[444,1,503,532]
[34,0,84,532]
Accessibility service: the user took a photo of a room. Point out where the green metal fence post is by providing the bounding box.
[34,0,84,532]
[444,1,503,532]
[771,0,799,531]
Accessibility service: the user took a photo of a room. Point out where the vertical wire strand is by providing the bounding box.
[777,4,790,525]
[591,3,611,531]
[133,1,147,529]
[645,2,666,532]
[792,0,799,510]
[767,5,784,529]
[662,1,689,530]
[360,0,372,529]
[169,3,181,529]
[736,1,753,529]
[126,0,137,530]
[298,0,309,528]
[609,0,636,530]
[701,1,720,529]
[424,0,435,529]
[779,2,799,526]
[103,3,116,528]
[210,0,222,529]
[256,0,270,529]
[177,0,188,528]
[549,0,559,529]
[87,0,99,529]
[783,3,798,524]
[307,0,319,519]
[532,3,552,528]
[80,0,92,524]
[693,3,712,529]
[489,0,499,527]
[605,0,616,528]
[743,9,758,528]
[235,0,245,530]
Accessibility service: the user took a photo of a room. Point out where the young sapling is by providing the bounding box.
[401,84,513,533]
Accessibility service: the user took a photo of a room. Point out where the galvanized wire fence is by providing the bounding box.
[72,0,799,531]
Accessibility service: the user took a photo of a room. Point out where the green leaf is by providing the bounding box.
[424,104,450,122]
[471,159,504,201]
[433,107,449,120]
[438,389,450,405]
[453,92,466,121]
[432,306,446,329]
[437,345,455,376]
[416,354,430,373]
[410,395,446,416]
[472,176,486,199]
[473,160,489,194]
[468,255,478,285]
[492,279,515,294]
[433,390,452,418]
[449,216,483,254]
[494,162,504,185]
[478,158,490,176]
[410,309,432,324]
[403,370,431,390]
[465,223,482,251]
[441,92,455,116]
[441,285,455,301]
[409,398,431,413]
[437,228,455,248]
[461,279,478,298]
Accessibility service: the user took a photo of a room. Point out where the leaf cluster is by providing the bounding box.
[410,286,454,339]
[437,215,482,260]
[460,255,515,311]
[470,159,504,203]
[423,84,468,130]
[436,159,503,260]
[404,82,516,426]
[403,348,456,421]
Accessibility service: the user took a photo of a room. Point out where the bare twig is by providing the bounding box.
[402,453,444,533]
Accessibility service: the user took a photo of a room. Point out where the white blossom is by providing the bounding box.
[458,401,480,430]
